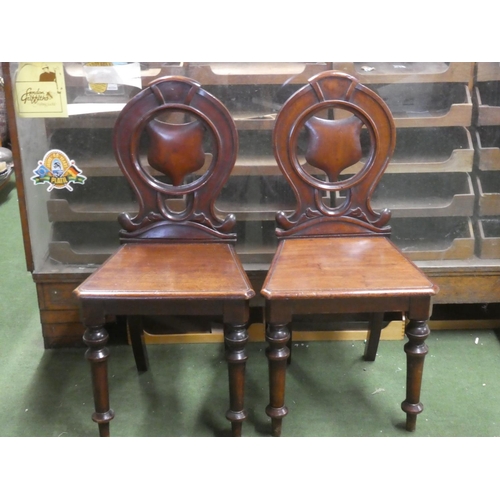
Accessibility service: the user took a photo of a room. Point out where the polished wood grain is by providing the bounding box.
[77,243,253,300]
[75,76,254,437]
[263,70,438,436]
[262,237,436,300]
[304,115,363,182]
[145,120,206,186]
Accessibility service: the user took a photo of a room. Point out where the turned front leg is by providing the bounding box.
[401,319,430,431]
[83,325,114,437]
[286,323,293,365]
[224,323,249,437]
[265,323,290,437]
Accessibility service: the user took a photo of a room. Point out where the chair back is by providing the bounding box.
[273,71,396,239]
[113,76,238,243]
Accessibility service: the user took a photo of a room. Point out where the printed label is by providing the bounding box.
[15,63,68,118]
[31,149,86,191]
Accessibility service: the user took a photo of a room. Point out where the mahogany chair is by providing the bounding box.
[74,76,254,437]
[261,71,438,436]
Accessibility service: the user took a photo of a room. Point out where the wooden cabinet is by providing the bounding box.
[473,63,500,264]
[4,62,500,347]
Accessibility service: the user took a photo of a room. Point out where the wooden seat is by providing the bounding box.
[74,76,254,437]
[261,71,438,436]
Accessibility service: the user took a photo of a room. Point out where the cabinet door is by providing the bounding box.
[6,62,500,306]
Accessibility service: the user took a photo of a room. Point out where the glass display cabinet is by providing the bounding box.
[4,62,500,348]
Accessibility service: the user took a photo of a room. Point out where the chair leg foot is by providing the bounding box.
[266,323,290,437]
[99,423,110,438]
[230,421,243,438]
[401,319,430,431]
[224,323,249,437]
[272,419,281,437]
[265,407,287,437]
[83,325,114,437]
[405,413,418,432]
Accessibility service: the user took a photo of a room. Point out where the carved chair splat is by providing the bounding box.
[261,71,438,436]
[74,76,255,437]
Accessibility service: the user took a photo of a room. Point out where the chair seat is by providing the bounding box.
[262,237,437,300]
[77,242,254,301]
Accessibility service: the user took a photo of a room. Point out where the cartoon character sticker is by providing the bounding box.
[31,149,86,191]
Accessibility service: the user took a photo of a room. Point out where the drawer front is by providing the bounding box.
[38,282,81,310]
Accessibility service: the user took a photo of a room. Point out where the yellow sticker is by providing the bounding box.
[15,63,68,118]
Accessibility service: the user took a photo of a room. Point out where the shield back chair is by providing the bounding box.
[74,76,255,437]
[261,71,438,436]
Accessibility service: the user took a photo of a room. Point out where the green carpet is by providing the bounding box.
[1,174,500,438]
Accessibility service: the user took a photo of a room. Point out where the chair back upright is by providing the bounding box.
[113,76,238,244]
[273,71,396,239]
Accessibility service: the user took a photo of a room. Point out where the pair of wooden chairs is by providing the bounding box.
[74,71,437,437]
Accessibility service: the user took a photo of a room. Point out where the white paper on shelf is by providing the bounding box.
[82,63,142,89]
[67,103,126,116]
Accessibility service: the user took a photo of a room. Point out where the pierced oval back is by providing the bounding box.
[273,71,396,239]
[113,76,239,243]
